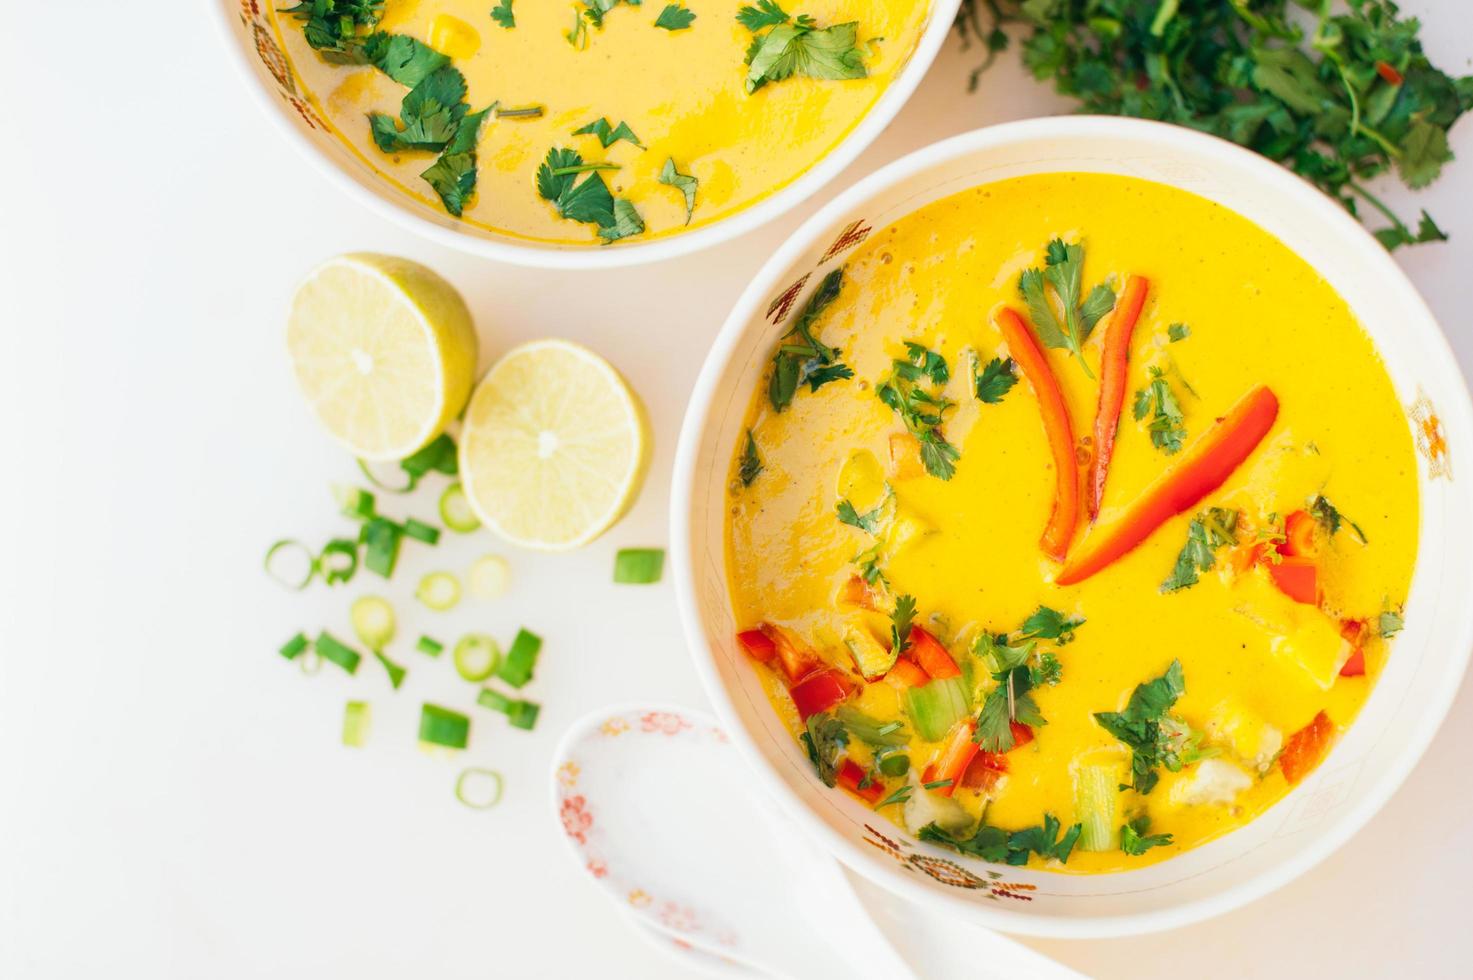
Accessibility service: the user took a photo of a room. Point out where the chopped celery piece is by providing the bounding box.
[342,701,371,746]
[416,571,461,611]
[314,631,362,675]
[453,634,502,682]
[439,482,482,532]
[836,704,909,748]
[903,677,969,742]
[844,626,896,680]
[497,628,542,688]
[350,595,396,650]
[419,703,470,748]
[1073,755,1126,852]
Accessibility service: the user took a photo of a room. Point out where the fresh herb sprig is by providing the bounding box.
[659,158,699,223]
[739,430,763,486]
[1018,238,1116,377]
[768,269,853,411]
[1310,494,1368,544]
[800,711,849,786]
[973,354,1018,404]
[919,812,1082,866]
[737,1,868,93]
[656,3,696,29]
[876,343,960,480]
[1133,366,1187,454]
[1162,508,1240,593]
[1093,660,1210,794]
[536,148,646,242]
[281,0,384,57]
[1121,815,1173,855]
[490,0,515,28]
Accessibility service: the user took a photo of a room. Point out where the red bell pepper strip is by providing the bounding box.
[837,758,885,803]
[907,627,961,679]
[883,658,930,689]
[1087,275,1150,520]
[736,629,776,662]
[995,306,1080,562]
[1268,556,1320,606]
[925,719,979,798]
[789,668,852,720]
[1279,710,1336,784]
[762,624,822,683]
[1280,510,1317,557]
[1339,619,1368,677]
[1057,385,1280,586]
[1009,721,1034,749]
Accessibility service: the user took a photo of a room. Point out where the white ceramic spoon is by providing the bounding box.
[550,703,1081,979]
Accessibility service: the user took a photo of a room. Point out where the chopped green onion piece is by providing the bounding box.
[903,677,970,742]
[401,432,458,480]
[416,571,462,611]
[1074,758,1126,852]
[264,539,316,590]
[336,486,376,521]
[298,646,323,675]
[454,767,504,809]
[315,631,362,675]
[356,457,416,493]
[506,699,540,730]
[497,628,542,689]
[362,518,402,578]
[419,703,470,748]
[350,595,397,650]
[318,538,360,585]
[372,649,408,689]
[467,554,511,599]
[279,631,310,660]
[877,753,910,777]
[342,701,371,747]
[439,482,481,532]
[922,778,954,791]
[417,635,445,657]
[453,633,502,683]
[476,687,514,713]
[613,548,665,584]
[402,517,441,545]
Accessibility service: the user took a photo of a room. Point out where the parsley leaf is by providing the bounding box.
[973,355,1017,404]
[1133,366,1186,455]
[419,107,488,216]
[573,118,645,150]
[598,198,646,243]
[800,711,848,787]
[889,594,916,655]
[364,32,449,87]
[876,343,960,480]
[1309,494,1368,544]
[1167,322,1191,343]
[368,66,469,152]
[1161,508,1240,593]
[490,0,515,28]
[1378,609,1404,639]
[1121,815,1173,856]
[767,269,852,412]
[919,813,1082,866]
[1018,605,1084,644]
[658,158,698,223]
[739,430,762,486]
[655,3,695,30]
[1093,660,1202,795]
[1017,238,1115,376]
[535,147,644,242]
[837,498,886,535]
[740,12,867,94]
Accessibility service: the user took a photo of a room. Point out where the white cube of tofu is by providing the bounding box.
[1170,758,1253,807]
[903,774,972,834]
[1207,700,1285,774]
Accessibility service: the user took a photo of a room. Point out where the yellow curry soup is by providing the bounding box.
[725,173,1417,873]
[271,0,931,243]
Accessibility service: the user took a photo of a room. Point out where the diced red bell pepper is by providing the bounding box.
[763,624,822,683]
[789,668,852,720]
[1376,60,1404,85]
[1058,385,1279,585]
[925,719,979,798]
[1087,275,1150,520]
[883,658,930,689]
[1339,619,1368,677]
[1280,510,1318,557]
[837,758,885,803]
[1339,647,1366,678]
[736,629,776,662]
[907,627,961,679]
[959,749,1010,791]
[1009,721,1034,749]
[839,575,879,610]
[1269,556,1320,606]
[1279,710,1336,784]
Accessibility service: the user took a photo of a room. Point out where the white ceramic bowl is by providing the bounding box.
[214,0,959,269]
[671,117,1473,937]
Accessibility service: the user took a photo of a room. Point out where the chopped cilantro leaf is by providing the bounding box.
[876,343,960,480]
[1133,366,1187,455]
[1309,494,1368,544]
[737,0,790,31]
[658,158,698,223]
[368,65,469,152]
[919,813,1082,866]
[1093,660,1205,795]
[767,268,851,411]
[973,355,1017,404]
[365,32,449,87]
[535,147,643,242]
[598,198,645,243]
[800,711,848,787]
[1034,651,1062,687]
[1378,609,1404,639]
[837,498,886,535]
[1121,815,1173,856]
[739,430,762,487]
[490,0,515,28]
[1168,323,1191,342]
[1018,605,1084,644]
[1017,238,1115,377]
[1161,508,1240,593]
[889,594,916,655]
[281,0,383,56]
[739,10,867,94]
[573,118,645,150]
[655,3,695,30]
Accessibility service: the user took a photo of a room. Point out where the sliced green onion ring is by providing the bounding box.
[506,700,540,731]
[476,687,513,713]
[419,703,470,748]
[298,646,324,675]
[334,485,377,521]
[453,634,502,682]
[455,767,504,809]
[401,433,459,481]
[362,518,402,578]
[373,649,408,690]
[356,457,417,493]
[350,595,397,650]
[342,701,371,747]
[279,631,310,660]
[315,631,363,675]
[416,571,462,611]
[613,548,665,584]
[318,538,360,585]
[439,483,482,533]
[497,628,542,689]
[402,518,441,545]
[417,635,445,657]
[264,539,317,590]
[467,554,511,599]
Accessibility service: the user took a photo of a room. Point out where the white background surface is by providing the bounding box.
[3,2,1471,977]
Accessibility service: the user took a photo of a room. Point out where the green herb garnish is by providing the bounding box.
[365,33,448,86]
[739,430,763,486]
[876,343,960,480]
[1018,605,1084,644]
[1120,815,1173,856]
[1309,494,1368,544]
[876,784,913,808]
[490,0,515,28]
[655,3,696,30]
[281,0,384,56]
[573,118,645,149]
[1093,660,1208,795]
[919,812,1082,866]
[837,498,887,535]
[737,1,867,93]
[1168,322,1191,343]
[973,355,1018,404]
[767,268,853,411]
[1378,608,1404,638]
[658,158,699,223]
[1161,507,1240,593]
[889,594,917,655]
[536,147,645,242]
[1133,366,1187,454]
[800,711,849,787]
[1018,238,1115,377]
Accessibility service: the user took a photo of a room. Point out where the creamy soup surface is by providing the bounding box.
[270,0,931,244]
[724,173,1418,873]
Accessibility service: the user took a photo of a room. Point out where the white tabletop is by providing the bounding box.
[2,2,1470,977]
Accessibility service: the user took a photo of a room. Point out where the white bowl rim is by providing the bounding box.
[670,115,1473,938]
[211,0,962,270]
